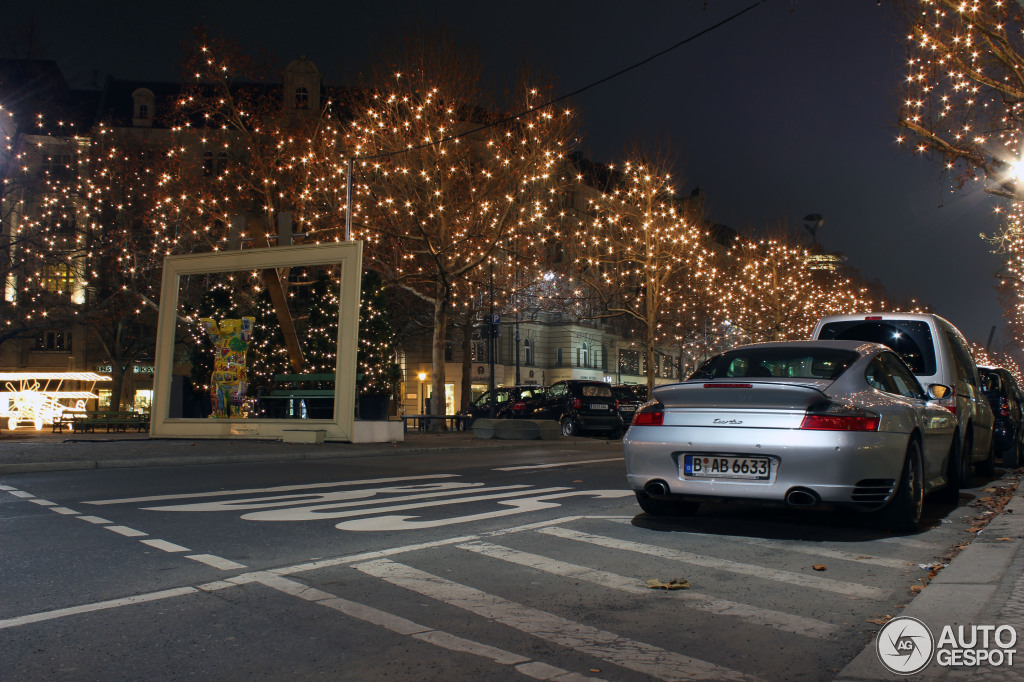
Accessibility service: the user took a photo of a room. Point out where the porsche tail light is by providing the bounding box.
[801,405,880,431]
[633,402,664,426]
[512,400,526,413]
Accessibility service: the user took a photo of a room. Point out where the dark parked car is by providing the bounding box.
[457,385,548,428]
[531,380,623,438]
[611,384,648,426]
[979,366,1023,467]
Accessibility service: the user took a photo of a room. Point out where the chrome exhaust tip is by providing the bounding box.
[644,480,671,498]
[785,487,820,506]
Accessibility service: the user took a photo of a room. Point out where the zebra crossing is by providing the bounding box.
[2,476,947,680]
[241,514,932,680]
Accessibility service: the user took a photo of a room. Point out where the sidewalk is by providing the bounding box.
[838,470,1024,681]
[0,428,600,475]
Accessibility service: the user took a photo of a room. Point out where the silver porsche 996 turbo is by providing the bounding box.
[623,340,959,531]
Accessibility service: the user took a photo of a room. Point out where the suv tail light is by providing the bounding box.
[1000,396,1010,418]
[633,402,664,426]
[572,397,582,410]
[614,399,620,411]
[800,404,880,431]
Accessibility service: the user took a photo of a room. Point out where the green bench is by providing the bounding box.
[54,410,150,434]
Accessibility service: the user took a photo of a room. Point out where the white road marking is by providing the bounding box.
[8,490,34,498]
[246,572,606,681]
[457,541,836,639]
[78,515,112,524]
[354,559,759,682]
[49,507,79,515]
[105,525,148,537]
[27,498,56,506]
[142,481,502,515]
[186,554,247,570]
[335,490,632,532]
[0,587,197,630]
[876,537,940,550]
[140,539,190,553]
[0,485,17,490]
[538,527,885,600]
[494,458,623,471]
[83,474,461,505]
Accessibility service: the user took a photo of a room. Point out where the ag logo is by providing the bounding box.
[876,616,934,675]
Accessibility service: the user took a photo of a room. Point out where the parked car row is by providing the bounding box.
[457,381,649,438]
[623,312,1001,532]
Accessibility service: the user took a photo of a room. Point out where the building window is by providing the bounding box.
[43,152,75,181]
[619,349,640,376]
[295,87,309,110]
[139,104,149,119]
[444,341,453,362]
[601,344,608,371]
[36,329,71,352]
[578,341,590,368]
[524,338,532,365]
[40,263,73,295]
[556,348,563,367]
[202,150,213,177]
[473,341,487,362]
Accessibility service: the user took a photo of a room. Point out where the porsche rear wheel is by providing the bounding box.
[877,441,924,532]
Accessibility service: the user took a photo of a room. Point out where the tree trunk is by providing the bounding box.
[429,284,449,432]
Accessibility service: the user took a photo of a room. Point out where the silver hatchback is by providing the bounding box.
[624,340,958,530]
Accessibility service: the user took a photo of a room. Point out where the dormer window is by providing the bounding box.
[295,87,309,110]
[132,88,155,127]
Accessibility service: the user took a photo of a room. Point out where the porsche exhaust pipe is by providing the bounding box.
[644,480,671,498]
[785,487,820,506]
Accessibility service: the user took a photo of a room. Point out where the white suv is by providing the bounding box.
[812,313,995,497]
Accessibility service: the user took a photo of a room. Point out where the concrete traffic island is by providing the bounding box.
[471,418,561,440]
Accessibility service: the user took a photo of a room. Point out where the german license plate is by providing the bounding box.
[590,403,608,410]
[683,455,770,480]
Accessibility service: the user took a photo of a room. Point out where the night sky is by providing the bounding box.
[3,0,1010,346]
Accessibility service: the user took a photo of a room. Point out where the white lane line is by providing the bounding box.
[28,498,56,506]
[78,515,112,524]
[83,474,461,505]
[271,516,591,576]
[495,458,623,471]
[458,541,836,639]
[105,525,148,537]
[354,559,758,682]
[50,507,79,515]
[247,572,605,681]
[186,554,247,570]
[0,485,17,491]
[538,527,884,600]
[876,537,940,550]
[8,490,34,498]
[0,587,197,630]
[140,539,190,553]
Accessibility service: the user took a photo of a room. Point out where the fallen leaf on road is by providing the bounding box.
[866,616,892,625]
[812,564,827,571]
[854,556,872,560]
[647,578,690,590]
[996,537,1014,541]
[910,585,925,594]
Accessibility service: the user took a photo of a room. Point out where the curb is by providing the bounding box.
[0,436,625,475]
[837,477,1024,681]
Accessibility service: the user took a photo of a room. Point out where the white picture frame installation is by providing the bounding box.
[150,242,363,441]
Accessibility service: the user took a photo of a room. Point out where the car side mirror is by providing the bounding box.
[927,383,951,400]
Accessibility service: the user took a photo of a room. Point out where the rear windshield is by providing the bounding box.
[580,384,612,398]
[611,386,642,400]
[696,348,859,380]
[816,320,936,376]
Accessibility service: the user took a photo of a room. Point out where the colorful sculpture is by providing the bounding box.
[200,317,255,418]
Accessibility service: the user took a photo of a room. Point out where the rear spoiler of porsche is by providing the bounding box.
[651,380,831,411]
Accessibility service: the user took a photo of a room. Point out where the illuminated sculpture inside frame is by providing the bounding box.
[200,316,255,418]
[0,372,111,431]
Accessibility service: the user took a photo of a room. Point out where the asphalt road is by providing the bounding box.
[0,441,1008,681]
